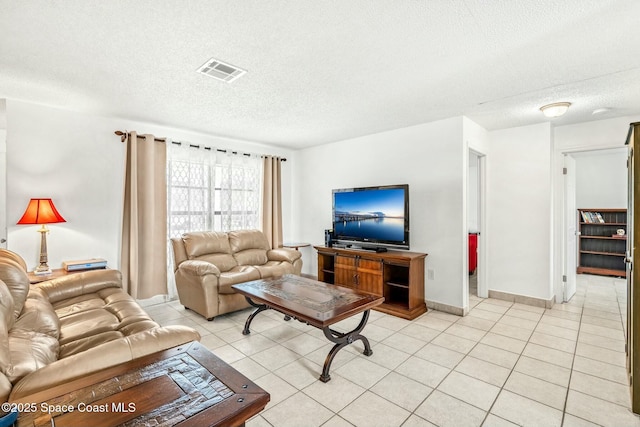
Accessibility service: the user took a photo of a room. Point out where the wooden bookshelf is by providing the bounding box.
[577,208,627,277]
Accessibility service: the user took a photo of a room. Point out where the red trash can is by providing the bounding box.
[469,233,478,274]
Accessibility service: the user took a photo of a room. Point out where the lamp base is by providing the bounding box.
[33,268,52,276]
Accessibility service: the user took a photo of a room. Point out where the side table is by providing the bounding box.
[282,242,310,251]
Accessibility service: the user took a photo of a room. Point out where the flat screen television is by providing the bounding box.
[332,184,409,251]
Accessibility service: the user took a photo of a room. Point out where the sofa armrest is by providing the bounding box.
[178,260,221,277]
[34,269,123,304]
[268,248,302,264]
[9,325,199,402]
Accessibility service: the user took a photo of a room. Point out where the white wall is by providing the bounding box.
[293,117,467,311]
[486,123,553,300]
[574,148,627,209]
[5,99,294,271]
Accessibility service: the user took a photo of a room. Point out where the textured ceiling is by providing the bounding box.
[1,1,639,149]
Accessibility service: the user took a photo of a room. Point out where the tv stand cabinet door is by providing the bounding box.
[335,255,357,289]
[356,257,383,296]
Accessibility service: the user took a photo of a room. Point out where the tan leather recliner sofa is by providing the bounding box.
[171,229,303,320]
[0,249,200,407]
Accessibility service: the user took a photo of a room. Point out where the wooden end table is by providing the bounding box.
[13,341,269,427]
[232,274,384,382]
[27,267,108,285]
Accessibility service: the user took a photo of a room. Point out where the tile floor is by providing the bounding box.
[144,274,640,427]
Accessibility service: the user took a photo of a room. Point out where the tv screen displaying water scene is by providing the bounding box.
[332,184,409,250]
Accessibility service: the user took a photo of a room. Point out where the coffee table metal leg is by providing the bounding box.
[242,297,268,335]
[320,310,372,382]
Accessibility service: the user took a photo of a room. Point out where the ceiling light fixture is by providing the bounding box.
[540,102,571,118]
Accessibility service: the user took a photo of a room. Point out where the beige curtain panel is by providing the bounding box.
[121,132,168,299]
[262,155,283,249]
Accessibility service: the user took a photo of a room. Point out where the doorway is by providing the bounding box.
[562,147,628,303]
[0,99,6,250]
[468,150,487,301]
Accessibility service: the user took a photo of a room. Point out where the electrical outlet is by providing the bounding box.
[427,269,434,280]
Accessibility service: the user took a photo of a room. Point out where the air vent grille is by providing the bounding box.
[197,58,246,83]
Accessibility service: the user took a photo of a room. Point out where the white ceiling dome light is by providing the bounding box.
[540,102,572,118]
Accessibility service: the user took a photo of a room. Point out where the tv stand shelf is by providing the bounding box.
[315,246,427,320]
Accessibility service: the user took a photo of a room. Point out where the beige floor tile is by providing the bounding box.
[334,356,391,389]
[413,315,455,332]
[467,307,503,322]
[274,358,322,389]
[534,322,579,341]
[432,332,477,354]
[538,314,581,331]
[400,414,437,427]
[245,414,272,427]
[305,343,357,370]
[505,307,543,321]
[512,303,546,314]
[262,391,333,427]
[398,323,441,342]
[504,371,567,410]
[415,343,465,368]
[528,331,577,354]
[370,371,433,411]
[566,390,640,427]
[415,390,486,427]
[437,371,500,410]
[581,315,623,331]
[560,414,601,427]
[583,307,623,322]
[253,373,297,409]
[498,315,538,330]
[303,374,366,412]
[456,314,496,331]
[455,356,511,387]
[360,342,411,370]
[429,311,463,322]
[570,371,631,407]
[522,342,574,369]
[230,334,278,356]
[468,343,519,369]
[480,332,526,354]
[482,414,520,427]
[259,324,305,342]
[575,342,626,367]
[485,298,515,308]
[339,391,411,427]
[231,357,270,381]
[513,356,571,387]
[445,323,487,341]
[572,355,628,385]
[381,331,428,355]
[490,322,534,341]
[578,330,626,352]
[371,314,412,331]
[475,302,510,315]
[490,390,563,427]
[580,323,625,341]
[198,333,226,350]
[395,356,451,387]
[280,332,327,356]
[251,345,301,371]
[544,308,582,321]
[212,344,247,364]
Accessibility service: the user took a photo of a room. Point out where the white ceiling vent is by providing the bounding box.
[196,58,246,83]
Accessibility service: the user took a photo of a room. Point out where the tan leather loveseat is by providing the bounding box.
[171,229,303,320]
[0,249,199,406]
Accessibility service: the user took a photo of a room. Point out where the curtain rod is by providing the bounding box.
[114,130,286,161]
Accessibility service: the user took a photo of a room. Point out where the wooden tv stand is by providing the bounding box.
[315,246,427,320]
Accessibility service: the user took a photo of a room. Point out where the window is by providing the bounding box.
[167,144,261,239]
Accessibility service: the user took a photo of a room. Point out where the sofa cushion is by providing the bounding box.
[218,267,261,294]
[6,330,58,384]
[12,298,60,339]
[228,229,271,252]
[182,231,237,272]
[234,249,268,267]
[254,261,295,279]
[0,259,30,319]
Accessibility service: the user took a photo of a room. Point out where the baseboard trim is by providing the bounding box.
[426,300,467,317]
[488,289,555,309]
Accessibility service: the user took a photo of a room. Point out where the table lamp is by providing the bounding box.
[17,198,66,275]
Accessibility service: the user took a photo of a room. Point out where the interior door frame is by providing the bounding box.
[562,153,577,302]
[468,149,488,299]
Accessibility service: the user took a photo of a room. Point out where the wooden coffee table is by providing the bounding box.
[232,274,384,382]
[13,341,269,427]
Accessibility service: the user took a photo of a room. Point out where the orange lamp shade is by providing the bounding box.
[17,199,66,225]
